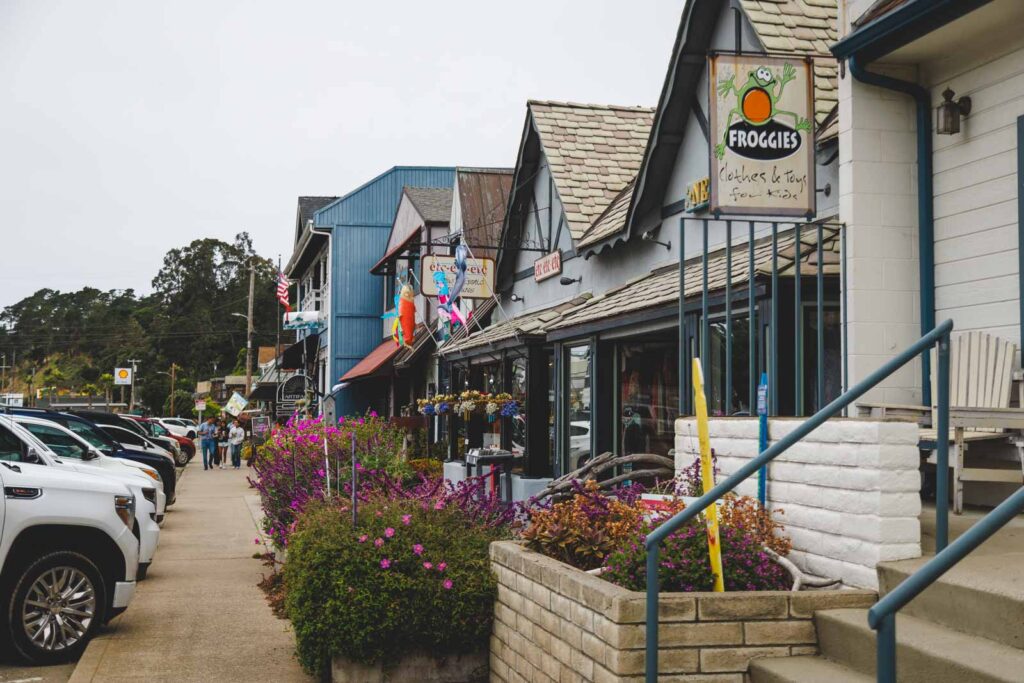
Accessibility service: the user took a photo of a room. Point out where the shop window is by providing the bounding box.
[618,341,679,457]
[802,305,842,413]
[706,313,752,416]
[511,356,527,458]
[565,345,592,471]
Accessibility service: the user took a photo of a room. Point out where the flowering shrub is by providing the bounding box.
[249,413,411,547]
[407,457,443,479]
[520,481,676,571]
[284,498,505,675]
[602,518,790,592]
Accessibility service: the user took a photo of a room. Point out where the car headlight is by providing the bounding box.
[141,467,162,483]
[114,494,135,528]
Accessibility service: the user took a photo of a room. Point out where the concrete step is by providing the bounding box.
[815,608,1024,683]
[878,552,1024,651]
[748,655,871,683]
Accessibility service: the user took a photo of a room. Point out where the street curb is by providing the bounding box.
[67,632,111,683]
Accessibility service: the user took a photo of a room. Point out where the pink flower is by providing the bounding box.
[374,509,382,517]
[401,514,412,526]
[316,468,325,477]
[442,579,453,590]
[384,527,395,538]
[374,538,384,547]
[433,500,445,510]
[412,544,423,556]
[253,537,261,545]
[369,410,378,418]
[380,558,391,569]
[423,562,433,570]
[358,535,368,543]
[437,562,447,573]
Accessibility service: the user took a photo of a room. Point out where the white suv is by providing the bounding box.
[0,419,139,664]
[8,415,163,579]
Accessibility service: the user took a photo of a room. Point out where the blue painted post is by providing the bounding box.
[757,372,769,507]
[645,546,660,681]
[877,612,897,683]
[935,334,951,552]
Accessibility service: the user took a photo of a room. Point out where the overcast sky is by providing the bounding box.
[0,1,681,309]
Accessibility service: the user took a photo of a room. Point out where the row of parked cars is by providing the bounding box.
[0,407,197,664]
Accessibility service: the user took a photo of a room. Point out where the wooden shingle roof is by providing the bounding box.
[529,101,654,240]
[577,179,635,249]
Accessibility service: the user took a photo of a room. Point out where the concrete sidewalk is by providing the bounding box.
[70,465,313,683]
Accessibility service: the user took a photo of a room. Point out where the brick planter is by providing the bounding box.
[489,541,876,682]
[332,651,488,683]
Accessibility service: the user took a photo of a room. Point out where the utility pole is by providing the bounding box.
[169,363,179,415]
[0,353,8,395]
[127,359,141,414]
[246,262,255,397]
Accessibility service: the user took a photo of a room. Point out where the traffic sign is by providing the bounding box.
[195,399,207,412]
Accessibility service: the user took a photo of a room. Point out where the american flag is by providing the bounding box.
[276,271,291,312]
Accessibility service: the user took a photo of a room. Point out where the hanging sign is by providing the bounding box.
[421,255,494,299]
[709,54,815,217]
[114,368,132,385]
[224,391,249,417]
[533,250,562,282]
[283,310,323,330]
[685,177,710,213]
[276,373,312,415]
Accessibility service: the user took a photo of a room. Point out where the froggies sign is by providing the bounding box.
[709,54,815,217]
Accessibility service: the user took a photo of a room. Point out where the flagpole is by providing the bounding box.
[276,255,281,421]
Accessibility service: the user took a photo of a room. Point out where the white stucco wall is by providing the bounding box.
[675,417,921,589]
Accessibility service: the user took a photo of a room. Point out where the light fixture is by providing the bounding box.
[642,231,672,250]
[510,293,525,303]
[936,88,971,135]
[560,276,582,286]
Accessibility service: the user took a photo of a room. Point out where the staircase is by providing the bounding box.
[750,514,1024,683]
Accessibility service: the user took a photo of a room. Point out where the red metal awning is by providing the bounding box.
[339,338,401,382]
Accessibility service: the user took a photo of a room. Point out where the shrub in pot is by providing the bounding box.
[284,498,505,678]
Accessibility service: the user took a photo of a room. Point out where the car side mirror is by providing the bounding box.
[25,448,42,464]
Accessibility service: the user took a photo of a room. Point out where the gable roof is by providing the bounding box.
[294,196,339,244]
[529,100,654,240]
[404,187,453,224]
[624,0,839,245]
[577,179,635,250]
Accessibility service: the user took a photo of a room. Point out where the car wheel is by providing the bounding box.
[5,551,107,665]
[174,448,189,467]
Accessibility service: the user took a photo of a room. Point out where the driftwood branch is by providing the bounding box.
[764,548,842,591]
[534,451,677,503]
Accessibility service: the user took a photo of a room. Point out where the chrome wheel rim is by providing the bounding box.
[22,566,96,651]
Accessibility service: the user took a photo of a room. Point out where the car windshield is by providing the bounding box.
[62,419,116,455]
[150,422,169,436]
[21,422,90,460]
[102,426,148,448]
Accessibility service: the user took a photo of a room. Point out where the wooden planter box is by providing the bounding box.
[332,651,488,683]
[489,541,876,682]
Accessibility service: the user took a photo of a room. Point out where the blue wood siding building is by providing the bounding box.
[313,166,455,416]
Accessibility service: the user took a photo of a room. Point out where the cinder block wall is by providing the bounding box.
[490,541,876,682]
[675,417,921,588]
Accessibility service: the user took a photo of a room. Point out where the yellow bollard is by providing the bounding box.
[692,359,725,592]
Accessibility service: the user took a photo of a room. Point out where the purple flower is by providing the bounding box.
[384,527,395,538]
[442,579,453,590]
[374,538,384,548]
[437,562,447,573]
[380,558,391,569]
[412,544,423,556]
[423,561,434,570]
[401,514,412,526]
[358,534,368,543]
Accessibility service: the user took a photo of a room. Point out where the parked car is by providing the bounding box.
[71,411,182,464]
[2,408,177,506]
[154,417,197,440]
[6,415,162,579]
[125,416,194,466]
[0,418,139,664]
[97,424,174,460]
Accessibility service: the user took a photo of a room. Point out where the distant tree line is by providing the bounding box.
[0,233,283,414]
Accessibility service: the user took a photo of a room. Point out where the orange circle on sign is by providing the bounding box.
[118,369,128,378]
[742,88,772,123]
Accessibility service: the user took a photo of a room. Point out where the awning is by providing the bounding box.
[280,333,320,370]
[247,383,278,402]
[340,339,401,382]
[547,223,840,339]
[370,231,420,275]
[438,294,592,358]
[394,324,434,369]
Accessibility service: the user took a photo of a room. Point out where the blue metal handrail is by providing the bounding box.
[643,319,954,682]
[870,485,1024,682]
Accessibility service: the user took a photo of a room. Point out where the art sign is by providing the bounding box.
[533,250,562,282]
[283,310,323,330]
[709,54,815,217]
[224,391,248,417]
[421,254,494,299]
[685,177,710,213]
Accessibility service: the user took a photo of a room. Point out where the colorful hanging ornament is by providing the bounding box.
[398,282,416,346]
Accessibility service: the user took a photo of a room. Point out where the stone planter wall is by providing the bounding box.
[332,651,488,683]
[489,541,876,683]
[676,417,921,588]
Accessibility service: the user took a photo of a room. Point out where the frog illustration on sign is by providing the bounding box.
[714,62,810,159]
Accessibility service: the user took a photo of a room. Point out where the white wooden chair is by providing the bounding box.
[858,330,1021,514]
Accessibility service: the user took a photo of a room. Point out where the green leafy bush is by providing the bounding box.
[284,498,505,676]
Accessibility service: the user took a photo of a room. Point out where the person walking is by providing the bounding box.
[198,416,217,471]
[228,418,245,469]
[216,419,229,469]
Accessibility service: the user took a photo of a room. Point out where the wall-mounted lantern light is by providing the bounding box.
[559,276,581,286]
[936,88,971,135]
[510,293,525,303]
